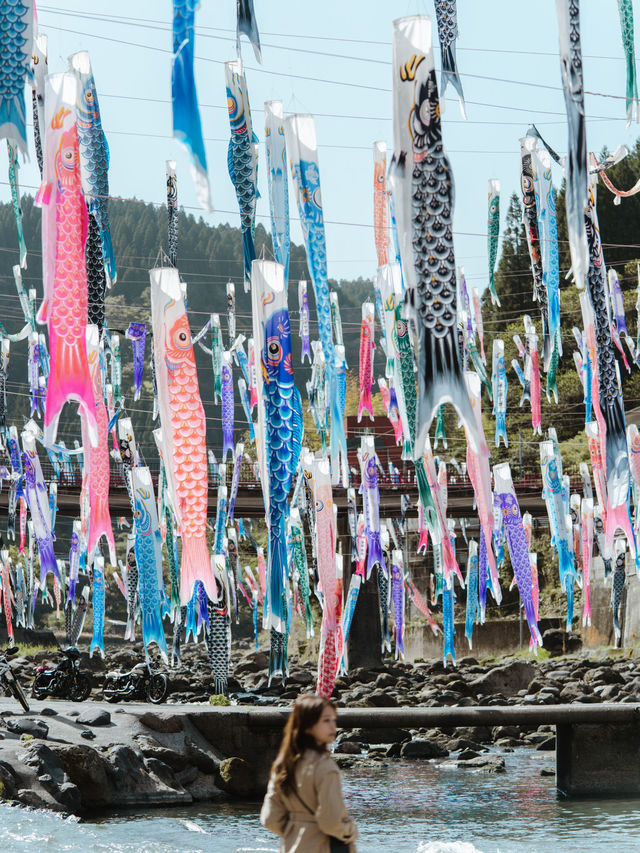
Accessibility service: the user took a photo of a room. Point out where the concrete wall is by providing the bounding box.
[404,617,563,662]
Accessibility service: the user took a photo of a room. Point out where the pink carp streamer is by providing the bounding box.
[464,372,501,602]
[581,498,593,626]
[151,267,217,605]
[314,457,342,698]
[38,73,97,448]
[378,377,403,445]
[83,325,115,565]
[357,302,375,422]
[373,140,390,267]
[529,330,542,436]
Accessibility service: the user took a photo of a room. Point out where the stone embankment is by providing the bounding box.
[0,630,637,815]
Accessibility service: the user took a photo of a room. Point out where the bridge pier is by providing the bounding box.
[556,720,640,797]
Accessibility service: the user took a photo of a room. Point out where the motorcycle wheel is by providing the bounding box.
[9,676,30,713]
[70,674,92,702]
[146,673,168,704]
[31,673,49,701]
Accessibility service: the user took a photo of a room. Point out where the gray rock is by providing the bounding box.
[458,749,481,761]
[492,725,520,741]
[366,690,399,707]
[400,739,449,759]
[186,770,225,802]
[144,757,180,788]
[17,788,49,809]
[21,743,64,782]
[137,741,189,772]
[353,727,410,745]
[218,757,254,797]
[77,709,111,727]
[184,737,217,775]
[334,741,362,754]
[139,712,184,733]
[40,707,58,717]
[460,754,506,772]
[469,661,535,697]
[6,718,49,739]
[52,744,113,808]
[56,782,82,812]
[176,766,199,786]
[80,730,96,740]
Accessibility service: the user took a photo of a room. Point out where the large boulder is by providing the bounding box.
[21,743,65,782]
[6,718,49,739]
[217,757,254,797]
[400,739,449,759]
[52,745,113,808]
[77,709,111,727]
[469,661,536,697]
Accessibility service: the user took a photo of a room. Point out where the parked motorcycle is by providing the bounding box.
[31,647,92,702]
[0,646,29,712]
[102,661,168,704]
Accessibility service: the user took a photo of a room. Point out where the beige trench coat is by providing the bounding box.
[260,748,358,852]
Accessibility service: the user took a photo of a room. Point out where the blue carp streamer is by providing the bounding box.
[172,0,211,211]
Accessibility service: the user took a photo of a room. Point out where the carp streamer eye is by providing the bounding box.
[174,328,190,349]
[267,338,282,366]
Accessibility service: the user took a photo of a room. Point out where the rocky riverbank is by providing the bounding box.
[0,631,638,815]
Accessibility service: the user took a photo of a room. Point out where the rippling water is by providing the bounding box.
[2,749,640,852]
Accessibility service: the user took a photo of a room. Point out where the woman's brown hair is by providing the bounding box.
[270,695,337,793]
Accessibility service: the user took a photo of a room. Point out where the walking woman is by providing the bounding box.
[260,695,358,852]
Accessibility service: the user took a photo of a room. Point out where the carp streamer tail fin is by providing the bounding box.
[414,326,480,460]
[141,604,169,663]
[45,332,98,448]
[179,534,218,606]
[38,539,60,586]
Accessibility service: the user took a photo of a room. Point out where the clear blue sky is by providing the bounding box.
[24,2,640,300]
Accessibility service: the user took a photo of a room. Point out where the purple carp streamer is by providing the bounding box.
[617,0,639,126]
[125,322,146,401]
[389,15,479,461]
[494,463,543,650]
[556,0,588,289]
[172,0,211,211]
[433,0,466,118]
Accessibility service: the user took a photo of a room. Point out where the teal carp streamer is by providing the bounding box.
[617,0,640,125]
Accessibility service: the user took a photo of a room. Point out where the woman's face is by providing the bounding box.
[306,705,338,747]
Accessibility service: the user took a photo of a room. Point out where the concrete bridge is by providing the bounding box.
[132,702,640,800]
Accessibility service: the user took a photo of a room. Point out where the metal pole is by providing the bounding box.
[519,601,523,650]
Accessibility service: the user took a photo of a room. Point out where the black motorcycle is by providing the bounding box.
[102,661,168,704]
[31,647,92,702]
[0,646,29,712]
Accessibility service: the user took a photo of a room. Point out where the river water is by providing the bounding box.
[2,748,640,852]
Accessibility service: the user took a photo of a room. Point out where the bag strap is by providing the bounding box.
[290,785,315,816]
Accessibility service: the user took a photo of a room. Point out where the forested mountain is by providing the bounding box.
[0,196,375,463]
[480,141,640,478]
